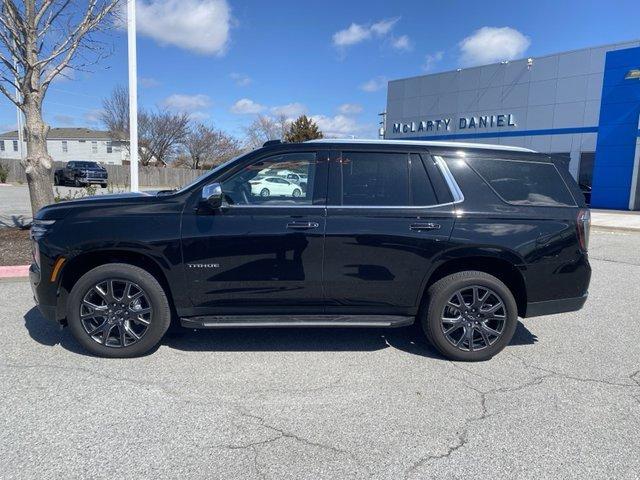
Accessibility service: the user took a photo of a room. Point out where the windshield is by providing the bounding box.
[75,161,100,168]
[172,153,247,194]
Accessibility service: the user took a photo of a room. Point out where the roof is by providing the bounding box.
[0,127,115,140]
[305,138,536,153]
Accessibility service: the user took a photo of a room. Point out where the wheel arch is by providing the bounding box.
[420,254,527,317]
[58,250,177,323]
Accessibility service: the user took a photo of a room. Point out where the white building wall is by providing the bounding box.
[0,138,127,164]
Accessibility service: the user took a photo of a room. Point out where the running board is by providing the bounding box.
[180,315,414,329]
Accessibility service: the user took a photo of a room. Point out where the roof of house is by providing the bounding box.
[0,127,115,140]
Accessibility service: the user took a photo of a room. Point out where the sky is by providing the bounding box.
[1,0,640,139]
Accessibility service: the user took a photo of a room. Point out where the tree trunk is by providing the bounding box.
[22,95,54,216]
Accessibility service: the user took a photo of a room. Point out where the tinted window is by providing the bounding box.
[221,152,316,205]
[410,154,438,206]
[340,152,409,206]
[468,158,576,207]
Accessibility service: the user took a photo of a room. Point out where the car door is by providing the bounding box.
[180,149,329,316]
[323,149,456,315]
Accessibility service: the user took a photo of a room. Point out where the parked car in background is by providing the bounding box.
[54,161,108,188]
[30,139,590,361]
[249,176,303,197]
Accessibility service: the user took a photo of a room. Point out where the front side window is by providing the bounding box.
[468,158,576,207]
[221,152,316,205]
[338,151,439,207]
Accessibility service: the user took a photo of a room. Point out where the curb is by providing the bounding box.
[0,265,30,278]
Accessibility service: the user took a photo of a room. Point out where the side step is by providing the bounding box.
[180,315,414,329]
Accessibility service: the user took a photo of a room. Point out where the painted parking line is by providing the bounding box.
[0,265,30,278]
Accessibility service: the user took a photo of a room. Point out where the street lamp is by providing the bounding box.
[127,0,139,192]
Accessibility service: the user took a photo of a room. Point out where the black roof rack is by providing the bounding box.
[263,139,282,147]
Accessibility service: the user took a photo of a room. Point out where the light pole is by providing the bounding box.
[127,0,139,192]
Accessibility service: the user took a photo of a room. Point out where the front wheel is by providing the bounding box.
[101,183,108,188]
[66,263,171,358]
[73,177,81,187]
[260,188,270,197]
[421,271,518,361]
[292,188,302,197]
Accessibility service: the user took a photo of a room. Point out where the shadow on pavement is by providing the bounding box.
[24,306,537,359]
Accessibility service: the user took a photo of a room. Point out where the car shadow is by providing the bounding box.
[23,307,537,359]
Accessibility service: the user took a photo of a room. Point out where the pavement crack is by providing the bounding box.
[589,256,640,267]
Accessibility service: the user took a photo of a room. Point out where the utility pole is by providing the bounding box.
[127,0,139,192]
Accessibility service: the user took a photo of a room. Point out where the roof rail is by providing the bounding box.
[304,138,536,153]
[263,139,282,147]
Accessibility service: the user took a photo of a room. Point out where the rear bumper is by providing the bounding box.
[525,293,588,318]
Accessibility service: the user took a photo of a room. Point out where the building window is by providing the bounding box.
[0,140,4,151]
[62,140,68,153]
[106,141,113,154]
[13,140,18,152]
[91,141,97,154]
[578,152,595,189]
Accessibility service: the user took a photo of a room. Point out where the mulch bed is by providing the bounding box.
[0,228,32,266]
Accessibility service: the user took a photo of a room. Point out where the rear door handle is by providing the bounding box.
[410,222,441,231]
[287,221,319,230]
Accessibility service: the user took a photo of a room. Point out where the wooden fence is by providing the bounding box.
[0,158,207,188]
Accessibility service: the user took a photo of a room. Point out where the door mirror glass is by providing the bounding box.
[202,182,223,208]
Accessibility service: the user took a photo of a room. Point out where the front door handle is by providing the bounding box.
[287,221,319,230]
[410,222,441,231]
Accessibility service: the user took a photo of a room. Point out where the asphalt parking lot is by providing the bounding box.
[1,229,639,479]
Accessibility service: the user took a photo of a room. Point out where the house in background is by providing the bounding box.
[0,128,128,165]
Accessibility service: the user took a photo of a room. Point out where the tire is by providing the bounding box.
[66,263,171,358]
[420,271,518,362]
[292,188,302,197]
[101,183,108,188]
[260,188,270,197]
[74,177,81,187]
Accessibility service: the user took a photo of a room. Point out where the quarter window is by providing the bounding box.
[468,158,576,207]
[221,152,316,205]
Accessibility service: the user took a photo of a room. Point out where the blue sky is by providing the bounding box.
[1,0,639,139]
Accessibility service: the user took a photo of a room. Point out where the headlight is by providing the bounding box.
[30,219,56,241]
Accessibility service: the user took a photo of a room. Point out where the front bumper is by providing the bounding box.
[29,263,58,323]
[78,176,107,184]
[525,293,588,318]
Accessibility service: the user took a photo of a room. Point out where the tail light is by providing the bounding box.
[577,209,591,251]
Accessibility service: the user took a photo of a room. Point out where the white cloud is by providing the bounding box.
[311,114,374,138]
[459,26,531,66]
[136,0,231,56]
[0,123,17,133]
[231,98,265,114]
[140,77,160,88]
[162,94,212,112]
[371,17,399,36]
[230,72,252,86]
[54,114,75,126]
[390,35,411,51]
[188,111,211,122]
[338,103,363,115]
[332,17,399,48]
[360,76,387,92]
[271,102,307,118]
[84,109,104,125]
[423,51,444,72]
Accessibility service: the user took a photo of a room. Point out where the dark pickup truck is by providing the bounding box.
[54,161,108,188]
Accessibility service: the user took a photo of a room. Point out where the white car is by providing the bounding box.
[249,176,303,198]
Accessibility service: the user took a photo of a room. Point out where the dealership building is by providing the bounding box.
[385,40,640,210]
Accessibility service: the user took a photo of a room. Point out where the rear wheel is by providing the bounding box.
[292,188,302,197]
[101,183,108,188]
[421,271,518,361]
[260,188,270,197]
[66,263,171,358]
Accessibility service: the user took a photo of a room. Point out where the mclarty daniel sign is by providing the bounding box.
[392,113,516,135]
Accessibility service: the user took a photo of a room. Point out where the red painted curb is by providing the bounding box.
[0,265,30,278]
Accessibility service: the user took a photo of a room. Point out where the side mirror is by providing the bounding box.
[201,182,223,209]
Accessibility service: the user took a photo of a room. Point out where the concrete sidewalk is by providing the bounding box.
[591,209,640,231]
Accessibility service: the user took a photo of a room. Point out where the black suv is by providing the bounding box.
[54,161,108,188]
[30,140,591,361]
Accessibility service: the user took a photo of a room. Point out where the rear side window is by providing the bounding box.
[339,152,439,206]
[468,158,576,207]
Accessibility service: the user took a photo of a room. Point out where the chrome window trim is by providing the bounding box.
[433,155,465,204]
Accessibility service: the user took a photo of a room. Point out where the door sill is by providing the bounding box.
[180,314,414,329]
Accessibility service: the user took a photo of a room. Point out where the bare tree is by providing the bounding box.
[184,122,242,169]
[243,114,289,150]
[0,0,122,215]
[100,86,189,167]
[138,109,189,166]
